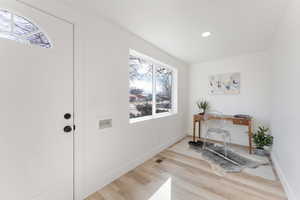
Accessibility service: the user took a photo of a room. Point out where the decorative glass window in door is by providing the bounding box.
[0,9,51,48]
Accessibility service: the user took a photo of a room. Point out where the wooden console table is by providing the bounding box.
[193,114,253,154]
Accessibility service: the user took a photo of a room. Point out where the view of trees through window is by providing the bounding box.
[129,51,174,120]
[155,66,172,114]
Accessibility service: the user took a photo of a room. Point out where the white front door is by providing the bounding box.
[0,1,74,200]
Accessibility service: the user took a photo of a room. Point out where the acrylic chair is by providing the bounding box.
[202,111,232,157]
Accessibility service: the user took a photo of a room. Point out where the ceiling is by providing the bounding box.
[71,0,289,64]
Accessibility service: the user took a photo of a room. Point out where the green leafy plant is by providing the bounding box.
[253,126,273,149]
[197,100,209,114]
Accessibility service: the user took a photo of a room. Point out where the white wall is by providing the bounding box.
[80,12,189,198]
[269,0,300,199]
[188,52,271,146]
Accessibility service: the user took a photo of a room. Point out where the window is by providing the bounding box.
[0,9,51,48]
[129,50,177,122]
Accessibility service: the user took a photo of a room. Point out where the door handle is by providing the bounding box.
[63,126,72,133]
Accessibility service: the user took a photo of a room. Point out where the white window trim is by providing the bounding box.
[129,49,178,124]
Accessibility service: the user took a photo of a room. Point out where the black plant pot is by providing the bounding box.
[199,110,206,115]
[254,148,270,156]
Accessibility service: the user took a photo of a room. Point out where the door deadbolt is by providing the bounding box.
[63,126,72,133]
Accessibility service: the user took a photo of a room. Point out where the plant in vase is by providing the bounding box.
[196,100,209,115]
[253,126,273,156]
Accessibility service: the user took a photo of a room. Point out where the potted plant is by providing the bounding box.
[197,100,209,115]
[253,126,274,156]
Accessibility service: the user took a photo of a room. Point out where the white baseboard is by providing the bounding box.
[83,134,186,199]
[271,153,297,200]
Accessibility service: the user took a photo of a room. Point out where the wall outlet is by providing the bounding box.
[99,119,112,130]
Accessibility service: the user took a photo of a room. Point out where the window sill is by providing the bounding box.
[129,112,177,124]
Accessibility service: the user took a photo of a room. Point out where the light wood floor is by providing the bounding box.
[86,139,287,200]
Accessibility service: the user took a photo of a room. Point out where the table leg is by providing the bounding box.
[198,120,201,140]
[248,122,252,154]
[193,120,196,142]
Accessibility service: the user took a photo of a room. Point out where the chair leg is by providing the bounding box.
[223,134,227,157]
[202,131,211,150]
[224,133,231,157]
[228,134,232,149]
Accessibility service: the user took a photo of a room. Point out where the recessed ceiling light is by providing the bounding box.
[202,32,211,37]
